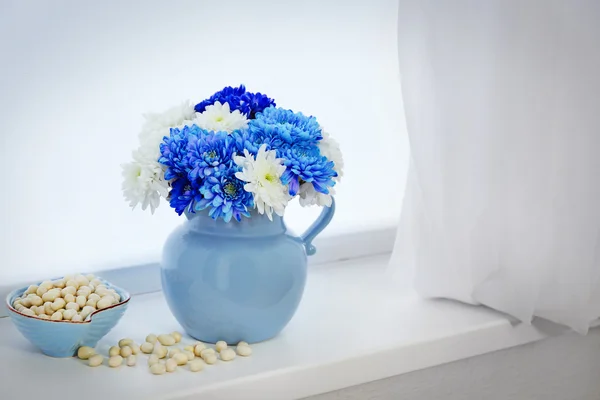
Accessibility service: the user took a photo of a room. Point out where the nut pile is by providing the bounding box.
[78,331,253,375]
[11,274,121,321]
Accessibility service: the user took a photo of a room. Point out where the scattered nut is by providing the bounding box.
[183,350,195,361]
[120,346,133,358]
[158,334,176,346]
[172,352,188,366]
[109,346,120,357]
[130,344,140,355]
[108,355,123,368]
[150,363,166,375]
[194,343,207,356]
[220,348,236,361]
[165,358,178,372]
[147,354,159,367]
[118,338,133,348]
[168,348,181,358]
[171,331,182,343]
[215,340,227,353]
[77,346,95,360]
[236,345,252,357]
[126,355,137,367]
[88,354,104,367]
[146,334,158,344]
[189,359,205,372]
[203,353,217,365]
[141,342,154,354]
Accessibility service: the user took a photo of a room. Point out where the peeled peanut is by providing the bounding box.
[200,348,215,359]
[38,314,49,320]
[25,285,39,295]
[238,341,249,347]
[63,309,77,321]
[108,355,123,368]
[96,296,114,310]
[40,281,53,290]
[76,296,87,308]
[150,363,166,375]
[109,346,120,357]
[29,295,43,306]
[71,314,83,322]
[215,340,227,353]
[141,342,154,354]
[130,344,140,355]
[189,359,205,372]
[61,286,77,297]
[157,334,176,346]
[65,302,80,312]
[64,294,75,303]
[42,289,61,302]
[236,345,252,357]
[88,293,101,302]
[77,346,95,360]
[80,305,96,320]
[86,299,97,308]
[154,344,168,359]
[75,275,89,287]
[34,306,45,316]
[118,338,133,348]
[165,358,177,372]
[21,308,35,317]
[194,343,207,356]
[172,352,188,366]
[88,354,104,367]
[183,350,195,361]
[50,311,63,321]
[171,331,182,343]
[146,334,158,344]
[203,353,217,365]
[168,348,181,358]
[36,286,48,297]
[51,298,66,311]
[52,279,66,289]
[126,355,136,366]
[147,354,159,366]
[120,346,132,358]
[20,298,32,308]
[43,302,53,315]
[90,278,102,287]
[220,348,236,361]
[85,273,95,281]
[183,345,194,353]
[65,280,79,289]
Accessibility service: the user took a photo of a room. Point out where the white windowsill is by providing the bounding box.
[0,255,573,400]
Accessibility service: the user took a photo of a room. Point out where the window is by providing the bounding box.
[0,0,407,284]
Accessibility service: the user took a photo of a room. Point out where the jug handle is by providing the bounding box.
[300,198,336,256]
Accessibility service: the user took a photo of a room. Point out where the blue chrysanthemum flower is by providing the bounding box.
[248,108,323,154]
[158,125,200,180]
[281,144,337,196]
[195,169,254,222]
[194,85,275,119]
[187,130,238,181]
[168,177,202,216]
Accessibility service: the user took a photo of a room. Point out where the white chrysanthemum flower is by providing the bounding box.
[298,128,343,207]
[298,183,335,207]
[193,101,248,133]
[121,148,169,214]
[139,101,196,149]
[234,145,290,221]
[318,129,344,181]
[122,102,195,213]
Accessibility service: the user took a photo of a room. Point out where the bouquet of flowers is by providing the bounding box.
[122,85,344,222]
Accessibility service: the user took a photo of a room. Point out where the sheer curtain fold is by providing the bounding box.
[391,0,600,333]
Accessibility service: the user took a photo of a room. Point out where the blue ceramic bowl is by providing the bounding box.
[5,277,130,358]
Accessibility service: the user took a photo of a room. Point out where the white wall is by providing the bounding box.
[0,0,407,284]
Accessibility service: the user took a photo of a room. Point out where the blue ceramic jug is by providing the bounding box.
[161,200,335,344]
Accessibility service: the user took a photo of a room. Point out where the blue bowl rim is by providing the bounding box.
[5,276,131,324]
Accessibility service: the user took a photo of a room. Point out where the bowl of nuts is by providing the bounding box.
[5,274,130,358]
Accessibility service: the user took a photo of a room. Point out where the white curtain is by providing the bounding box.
[391,0,600,334]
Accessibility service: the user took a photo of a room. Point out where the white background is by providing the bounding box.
[0,0,407,284]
